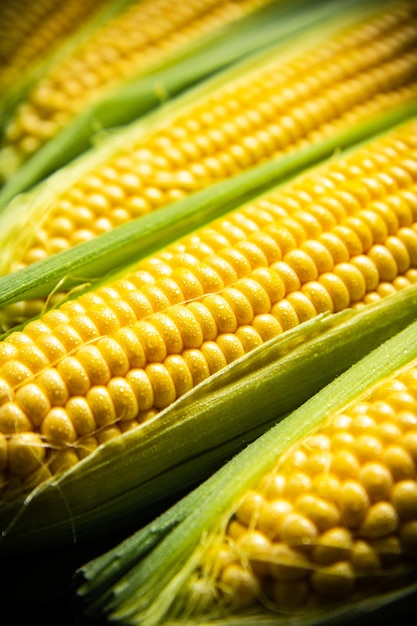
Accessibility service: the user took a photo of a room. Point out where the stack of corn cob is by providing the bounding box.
[0,1,417,625]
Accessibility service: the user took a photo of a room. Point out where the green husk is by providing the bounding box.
[1,282,417,556]
[74,314,417,626]
[0,0,399,208]
[0,102,416,321]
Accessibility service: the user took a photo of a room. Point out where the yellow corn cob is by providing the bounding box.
[1,0,417,329]
[0,0,271,171]
[0,0,105,91]
[0,117,417,501]
[180,357,417,616]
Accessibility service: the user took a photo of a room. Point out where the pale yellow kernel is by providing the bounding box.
[257,499,293,540]
[164,354,193,397]
[343,216,373,252]
[332,224,363,256]
[86,386,117,428]
[132,320,167,364]
[236,240,268,268]
[166,305,204,349]
[271,260,301,293]
[249,232,282,265]
[339,480,369,529]
[227,519,248,542]
[65,397,96,436]
[318,273,351,311]
[222,288,254,326]
[219,248,252,278]
[251,314,282,342]
[86,303,121,335]
[107,377,139,420]
[52,324,83,350]
[383,445,416,481]
[126,369,154,412]
[113,327,146,369]
[280,512,318,549]
[76,344,111,385]
[202,294,237,334]
[385,236,411,274]
[96,337,130,376]
[351,255,379,291]
[35,334,67,362]
[353,434,384,462]
[15,383,51,428]
[310,561,355,598]
[360,462,393,502]
[41,407,77,444]
[7,432,45,476]
[269,543,310,582]
[312,527,352,566]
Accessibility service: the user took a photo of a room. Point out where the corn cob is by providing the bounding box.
[0,0,274,183]
[0,117,417,508]
[1,0,417,329]
[0,0,106,92]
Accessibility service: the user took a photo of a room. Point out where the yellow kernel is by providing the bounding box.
[283,249,318,283]
[37,369,69,406]
[286,291,317,323]
[351,540,381,573]
[300,240,334,273]
[318,232,350,264]
[270,543,310,582]
[95,337,129,376]
[8,432,45,476]
[234,277,271,315]
[36,335,67,362]
[182,348,210,386]
[281,511,318,549]
[400,520,417,555]
[216,334,245,364]
[332,224,363,256]
[235,490,264,525]
[311,473,341,503]
[333,263,366,302]
[171,268,205,300]
[219,563,259,606]
[202,294,237,334]
[360,462,393,502]
[236,529,272,575]
[166,305,204,349]
[57,356,90,396]
[257,499,293,539]
[86,386,117,428]
[271,260,301,293]
[250,314,282,342]
[76,344,111,385]
[87,303,121,334]
[65,397,96,436]
[353,434,383,462]
[368,244,398,281]
[301,281,334,313]
[340,480,370,528]
[391,480,417,521]
[295,494,341,532]
[52,324,83,350]
[199,341,228,375]
[14,383,51,428]
[312,527,353,566]
[1,360,33,387]
[360,501,398,538]
[385,236,411,274]
[271,299,300,330]
[222,288,254,326]
[310,561,355,598]
[107,377,139,420]
[113,327,146,369]
[186,302,217,341]
[41,407,77,444]
[164,354,193,396]
[318,273,351,311]
[351,255,379,291]
[126,369,154,411]
[383,445,416,481]
[49,448,79,476]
